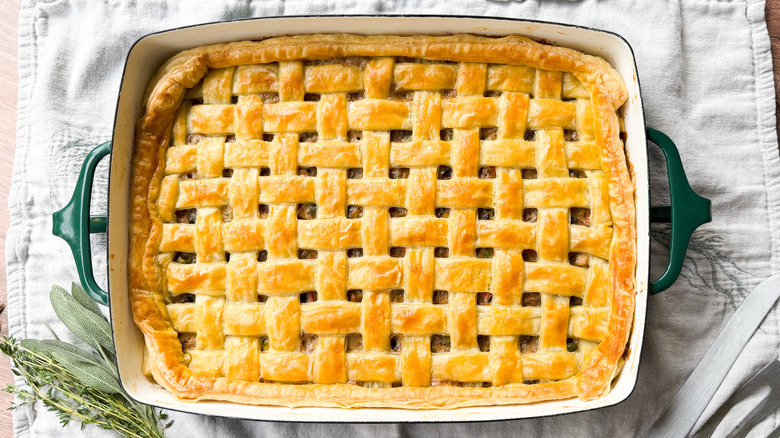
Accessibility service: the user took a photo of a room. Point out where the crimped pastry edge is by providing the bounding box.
[129,33,635,409]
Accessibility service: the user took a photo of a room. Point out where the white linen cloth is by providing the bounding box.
[8,0,780,436]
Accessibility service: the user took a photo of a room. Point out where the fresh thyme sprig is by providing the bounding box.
[0,284,169,437]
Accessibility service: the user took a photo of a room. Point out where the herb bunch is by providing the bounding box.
[1,284,168,437]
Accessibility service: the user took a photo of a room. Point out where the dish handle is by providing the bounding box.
[52,141,111,305]
[647,128,711,294]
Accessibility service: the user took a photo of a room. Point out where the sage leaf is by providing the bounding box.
[50,352,122,394]
[44,323,60,341]
[38,340,107,370]
[50,286,115,355]
[19,338,44,355]
[22,339,112,381]
[70,283,102,317]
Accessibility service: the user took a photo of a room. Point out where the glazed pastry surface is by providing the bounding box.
[130,34,635,408]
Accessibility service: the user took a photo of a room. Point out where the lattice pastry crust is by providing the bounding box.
[130,34,636,408]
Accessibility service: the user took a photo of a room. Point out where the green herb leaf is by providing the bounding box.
[44,322,60,340]
[19,339,117,391]
[37,339,106,369]
[70,282,103,317]
[50,353,122,394]
[18,338,44,355]
[50,285,115,355]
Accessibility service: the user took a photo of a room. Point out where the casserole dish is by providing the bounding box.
[52,16,711,422]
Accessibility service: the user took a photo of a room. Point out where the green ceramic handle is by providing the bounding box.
[647,129,711,294]
[52,142,112,305]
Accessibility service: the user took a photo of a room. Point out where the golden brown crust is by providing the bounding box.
[130,34,634,408]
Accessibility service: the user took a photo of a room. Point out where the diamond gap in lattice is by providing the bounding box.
[346,205,363,218]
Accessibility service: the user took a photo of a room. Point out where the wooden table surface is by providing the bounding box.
[0,0,21,436]
[0,2,779,437]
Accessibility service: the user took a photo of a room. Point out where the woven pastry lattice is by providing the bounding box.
[155,56,614,388]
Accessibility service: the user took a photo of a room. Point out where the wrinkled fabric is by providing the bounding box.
[8,0,779,436]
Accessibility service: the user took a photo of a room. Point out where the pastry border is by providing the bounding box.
[128,34,635,409]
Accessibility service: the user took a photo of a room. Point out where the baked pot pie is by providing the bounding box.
[130,34,636,408]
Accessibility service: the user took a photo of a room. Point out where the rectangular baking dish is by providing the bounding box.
[52,15,711,422]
